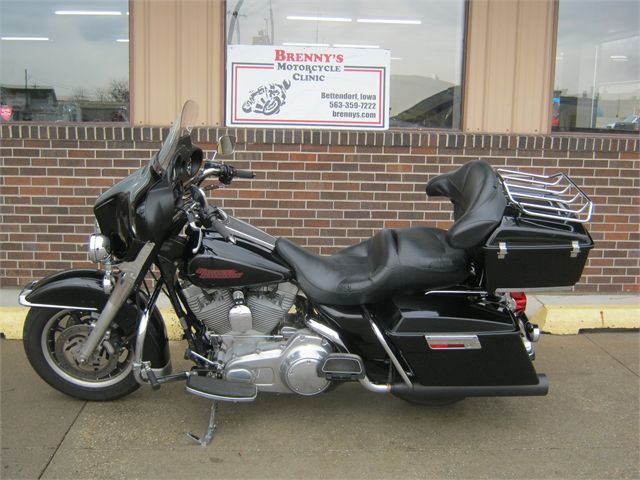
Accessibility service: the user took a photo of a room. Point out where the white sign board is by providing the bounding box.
[226,45,390,130]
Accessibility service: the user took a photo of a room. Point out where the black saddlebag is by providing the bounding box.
[482,214,594,292]
[372,293,540,387]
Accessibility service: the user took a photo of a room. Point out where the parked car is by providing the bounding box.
[606,114,640,131]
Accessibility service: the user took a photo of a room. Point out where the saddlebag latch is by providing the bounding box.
[498,242,508,260]
[570,241,581,258]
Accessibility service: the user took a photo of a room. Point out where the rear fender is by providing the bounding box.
[20,269,170,369]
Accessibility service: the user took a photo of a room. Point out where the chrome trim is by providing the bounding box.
[191,224,203,254]
[320,354,364,376]
[570,240,581,258]
[497,168,594,223]
[78,242,155,364]
[225,226,275,250]
[424,290,488,296]
[88,234,111,263]
[187,350,220,368]
[305,318,349,351]
[132,309,151,385]
[495,286,573,293]
[527,323,541,343]
[425,334,482,350]
[498,242,508,260]
[185,386,257,403]
[369,320,412,387]
[40,309,132,388]
[19,291,98,312]
[518,319,535,359]
[358,376,391,393]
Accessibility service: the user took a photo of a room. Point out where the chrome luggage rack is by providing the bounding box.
[497,169,594,223]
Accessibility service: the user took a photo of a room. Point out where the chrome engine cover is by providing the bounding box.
[222,331,333,395]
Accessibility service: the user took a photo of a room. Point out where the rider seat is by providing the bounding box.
[275,160,506,306]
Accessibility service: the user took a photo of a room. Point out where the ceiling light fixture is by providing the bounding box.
[333,43,380,49]
[282,42,330,47]
[55,10,122,16]
[286,15,351,22]
[357,18,421,25]
[610,55,628,61]
[116,39,129,43]
[1,36,50,41]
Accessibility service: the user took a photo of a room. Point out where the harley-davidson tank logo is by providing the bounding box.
[195,267,245,280]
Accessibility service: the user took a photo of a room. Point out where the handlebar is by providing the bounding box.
[234,168,255,179]
[199,162,255,185]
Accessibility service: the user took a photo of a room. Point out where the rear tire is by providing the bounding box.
[23,307,140,401]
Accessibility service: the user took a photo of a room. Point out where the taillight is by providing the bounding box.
[510,292,527,315]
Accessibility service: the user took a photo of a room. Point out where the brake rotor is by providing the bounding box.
[54,324,120,381]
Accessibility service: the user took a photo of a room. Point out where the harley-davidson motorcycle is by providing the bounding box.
[19,101,594,445]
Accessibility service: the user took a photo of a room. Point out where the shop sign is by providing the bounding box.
[226,45,390,130]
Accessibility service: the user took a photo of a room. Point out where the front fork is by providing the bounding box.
[77,242,156,364]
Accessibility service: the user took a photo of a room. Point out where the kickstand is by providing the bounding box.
[186,400,218,446]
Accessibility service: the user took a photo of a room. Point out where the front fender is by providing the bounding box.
[21,269,107,311]
[20,269,170,369]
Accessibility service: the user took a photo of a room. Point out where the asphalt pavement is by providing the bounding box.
[1,333,639,479]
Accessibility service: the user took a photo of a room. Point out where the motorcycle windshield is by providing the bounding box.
[152,100,199,174]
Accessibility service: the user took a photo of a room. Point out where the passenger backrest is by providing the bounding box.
[426,160,506,249]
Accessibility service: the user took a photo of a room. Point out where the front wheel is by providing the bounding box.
[23,307,140,401]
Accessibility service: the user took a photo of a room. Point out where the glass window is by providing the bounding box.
[226,0,466,129]
[553,0,639,133]
[0,0,129,123]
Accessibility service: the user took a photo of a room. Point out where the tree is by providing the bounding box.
[95,79,129,103]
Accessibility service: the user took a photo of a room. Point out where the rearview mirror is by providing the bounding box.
[217,135,236,156]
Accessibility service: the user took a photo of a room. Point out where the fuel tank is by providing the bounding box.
[186,223,292,289]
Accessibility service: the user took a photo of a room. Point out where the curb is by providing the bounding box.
[2,302,638,339]
[531,304,640,335]
[0,308,185,341]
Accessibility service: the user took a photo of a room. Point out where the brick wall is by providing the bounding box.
[1,124,638,293]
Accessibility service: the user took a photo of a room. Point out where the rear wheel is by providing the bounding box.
[23,307,139,401]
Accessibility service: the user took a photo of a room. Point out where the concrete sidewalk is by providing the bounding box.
[1,334,638,479]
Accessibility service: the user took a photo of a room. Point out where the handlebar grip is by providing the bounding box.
[233,168,256,179]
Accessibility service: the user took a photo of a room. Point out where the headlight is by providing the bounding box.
[88,234,111,263]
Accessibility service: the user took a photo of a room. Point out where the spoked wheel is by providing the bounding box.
[23,307,140,401]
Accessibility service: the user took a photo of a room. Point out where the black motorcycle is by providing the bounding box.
[19,101,594,445]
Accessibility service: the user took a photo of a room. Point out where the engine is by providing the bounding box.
[181,281,334,395]
[181,281,298,335]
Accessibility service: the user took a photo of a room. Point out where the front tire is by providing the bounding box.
[23,307,140,401]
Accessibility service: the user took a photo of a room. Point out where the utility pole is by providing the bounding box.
[25,69,29,109]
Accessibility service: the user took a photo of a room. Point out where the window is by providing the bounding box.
[226,0,466,129]
[553,0,639,133]
[0,0,129,122]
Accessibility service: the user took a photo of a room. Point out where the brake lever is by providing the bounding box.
[187,212,204,254]
[202,206,235,244]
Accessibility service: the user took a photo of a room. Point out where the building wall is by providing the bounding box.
[1,124,638,293]
[464,0,558,134]
[130,0,559,134]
